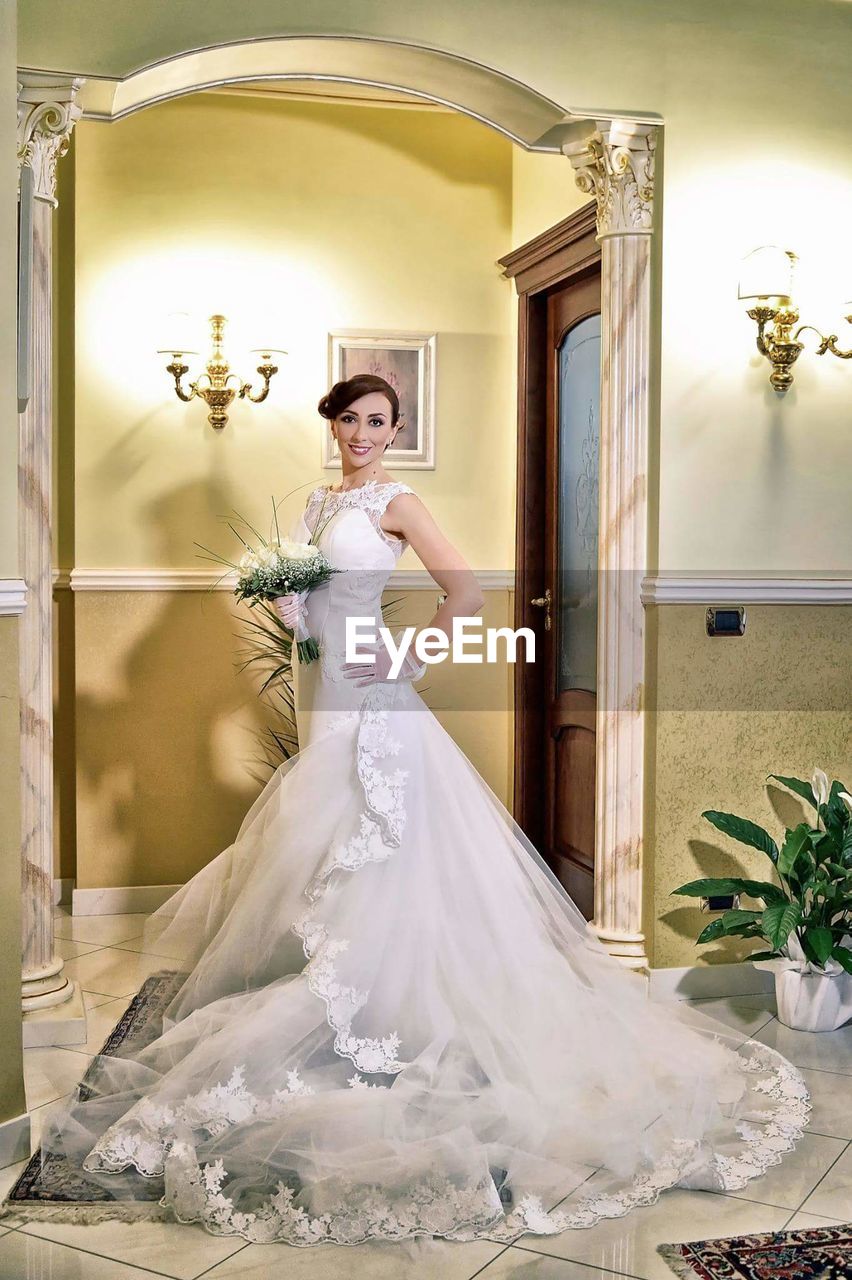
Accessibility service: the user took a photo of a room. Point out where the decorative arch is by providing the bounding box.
[70,35,657,150]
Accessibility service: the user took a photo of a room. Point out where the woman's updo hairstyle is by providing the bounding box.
[317,374,402,428]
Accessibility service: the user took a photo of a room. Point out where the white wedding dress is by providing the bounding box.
[18,479,809,1248]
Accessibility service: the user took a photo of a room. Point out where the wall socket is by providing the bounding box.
[700,894,740,912]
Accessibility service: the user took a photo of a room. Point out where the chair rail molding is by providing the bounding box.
[642,575,852,605]
[57,567,514,592]
[0,579,28,616]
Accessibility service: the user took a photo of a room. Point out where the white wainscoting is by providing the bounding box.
[648,961,774,1001]
[71,884,182,916]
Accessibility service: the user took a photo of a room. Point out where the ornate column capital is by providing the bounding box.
[562,120,657,240]
[17,72,85,206]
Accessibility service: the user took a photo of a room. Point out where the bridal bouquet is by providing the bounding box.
[234,539,335,663]
[196,496,337,664]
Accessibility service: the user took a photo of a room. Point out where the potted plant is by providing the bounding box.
[671,768,852,1032]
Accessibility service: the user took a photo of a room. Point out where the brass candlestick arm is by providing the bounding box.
[795,316,852,360]
[165,358,196,403]
[239,358,280,404]
[745,304,804,393]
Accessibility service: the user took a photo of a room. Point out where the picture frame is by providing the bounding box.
[323,329,436,470]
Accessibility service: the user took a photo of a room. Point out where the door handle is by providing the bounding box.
[530,587,552,631]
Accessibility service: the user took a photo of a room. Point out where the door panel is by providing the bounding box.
[543,274,601,918]
[498,203,601,918]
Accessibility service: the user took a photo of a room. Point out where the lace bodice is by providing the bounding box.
[303,480,415,560]
[292,480,417,688]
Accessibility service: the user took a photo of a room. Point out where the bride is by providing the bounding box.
[7,374,809,1250]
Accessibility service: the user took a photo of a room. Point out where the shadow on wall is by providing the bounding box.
[74,481,294,892]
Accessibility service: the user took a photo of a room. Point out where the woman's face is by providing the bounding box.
[333,392,398,471]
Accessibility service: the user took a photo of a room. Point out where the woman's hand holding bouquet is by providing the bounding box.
[235,539,335,663]
[196,496,337,665]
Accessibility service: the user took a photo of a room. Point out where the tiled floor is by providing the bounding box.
[0,909,849,1280]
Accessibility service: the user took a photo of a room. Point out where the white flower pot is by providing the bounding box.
[753,933,852,1032]
[774,966,852,1032]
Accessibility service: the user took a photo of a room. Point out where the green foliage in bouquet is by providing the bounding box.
[196,495,338,664]
[235,600,300,766]
[671,769,852,973]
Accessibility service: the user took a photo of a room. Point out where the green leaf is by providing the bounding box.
[804,926,834,966]
[800,932,823,967]
[761,901,801,949]
[720,909,762,927]
[841,826,852,864]
[768,774,817,807]
[777,824,812,878]
[696,910,762,945]
[723,924,764,939]
[696,919,726,945]
[701,811,779,864]
[670,877,784,903]
[831,947,852,975]
[828,779,852,820]
[747,950,781,961]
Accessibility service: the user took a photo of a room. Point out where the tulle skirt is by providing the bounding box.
[6,673,809,1248]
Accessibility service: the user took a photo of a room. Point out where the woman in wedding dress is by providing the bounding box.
[7,374,809,1250]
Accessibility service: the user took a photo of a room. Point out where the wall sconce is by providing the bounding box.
[738,246,852,393]
[157,313,286,429]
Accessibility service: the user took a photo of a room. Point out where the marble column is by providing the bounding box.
[17,73,85,1042]
[562,122,657,971]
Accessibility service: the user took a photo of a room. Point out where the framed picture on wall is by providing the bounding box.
[323,330,436,470]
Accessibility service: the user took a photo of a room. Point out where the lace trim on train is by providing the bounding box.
[83,1066,320,1178]
[80,1033,809,1240]
[486,1041,812,1240]
[292,679,410,1074]
[164,1141,505,1245]
[156,1042,809,1247]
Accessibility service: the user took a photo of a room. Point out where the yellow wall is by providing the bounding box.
[650,605,852,967]
[72,92,516,569]
[511,145,586,248]
[1,0,18,577]
[66,90,518,889]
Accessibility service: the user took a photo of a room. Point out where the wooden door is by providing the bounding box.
[542,281,601,917]
[499,207,602,920]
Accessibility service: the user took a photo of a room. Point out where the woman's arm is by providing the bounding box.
[382,493,485,633]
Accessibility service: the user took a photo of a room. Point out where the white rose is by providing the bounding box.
[277,539,319,561]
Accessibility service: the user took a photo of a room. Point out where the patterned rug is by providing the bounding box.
[6,970,186,1213]
[659,1222,852,1279]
